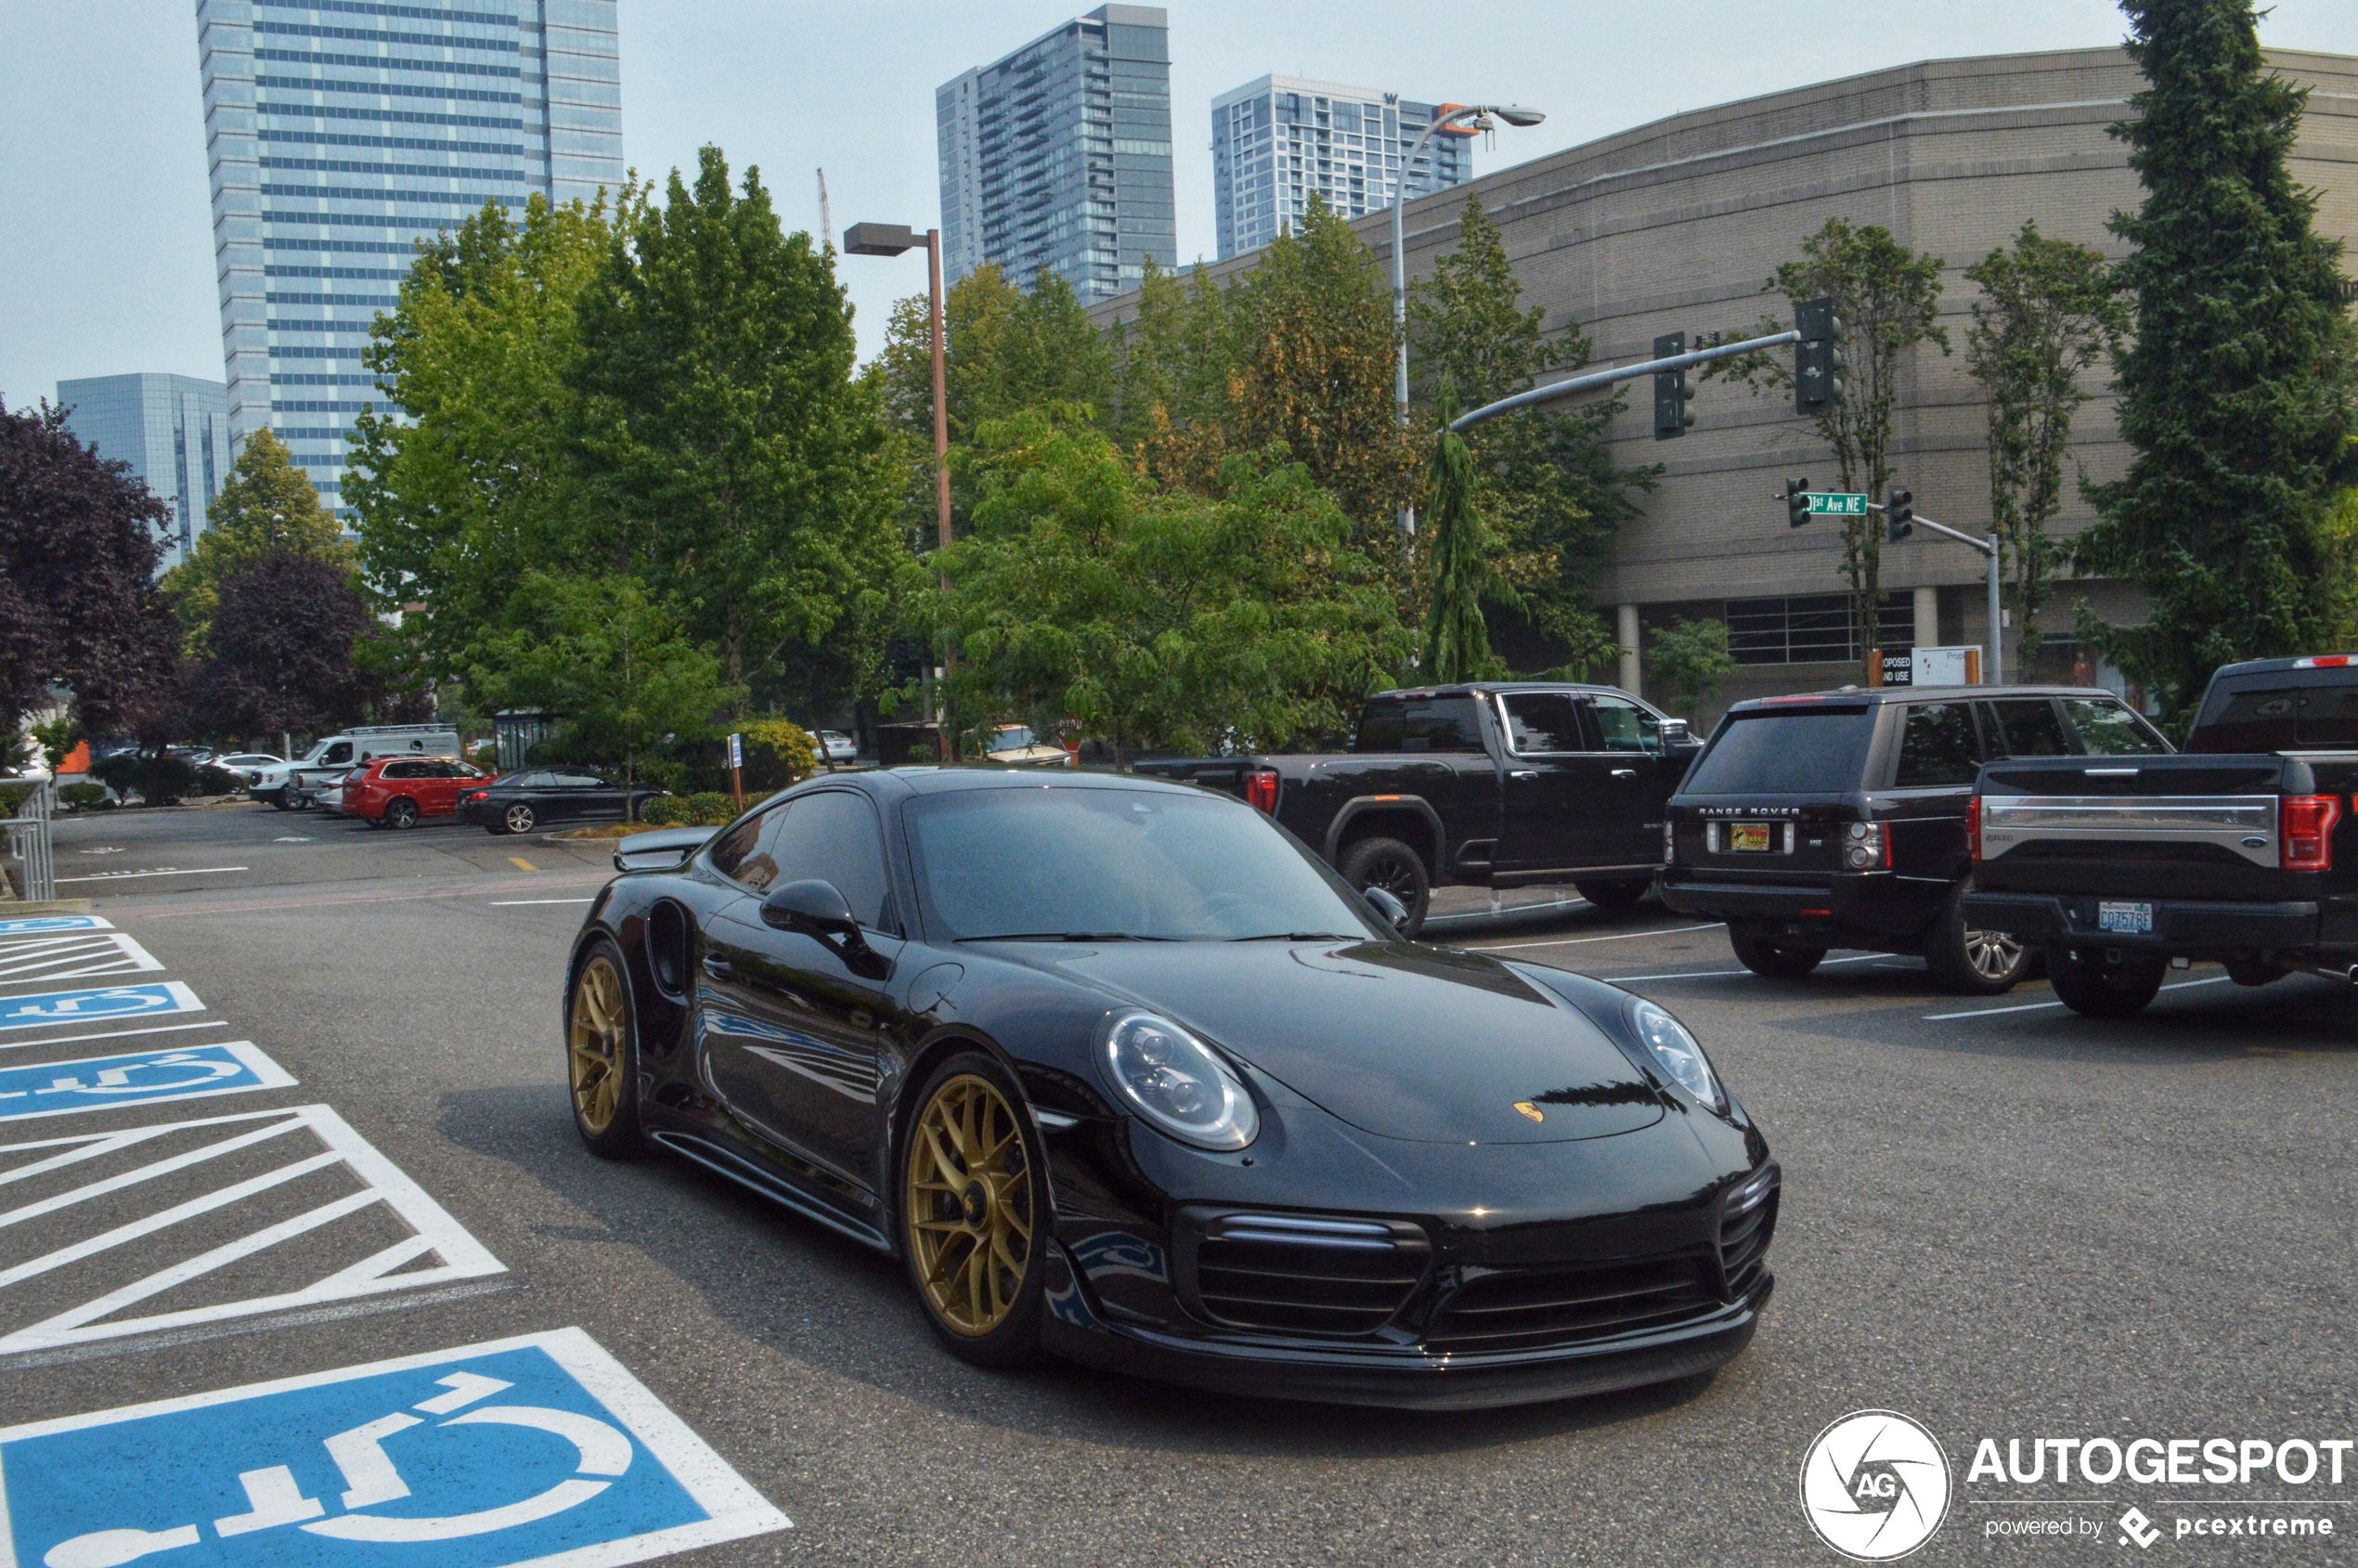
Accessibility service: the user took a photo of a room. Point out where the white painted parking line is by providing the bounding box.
[52,866,250,884]
[0,929,166,989]
[1609,953,1884,983]
[1464,922,1723,952]
[0,1018,229,1054]
[0,1103,505,1354]
[1924,975,2234,1021]
[0,1327,789,1564]
[489,898,596,906]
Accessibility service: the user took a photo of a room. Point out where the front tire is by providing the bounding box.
[2047,947,2168,1017]
[1922,880,2028,995]
[566,940,645,1157]
[502,802,537,836]
[1574,877,1650,910]
[1339,836,1431,936]
[269,787,292,811]
[1729,926,1825,979]
[900,1054,1046,1368]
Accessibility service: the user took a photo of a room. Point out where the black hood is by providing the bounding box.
[997,940,1665,1145]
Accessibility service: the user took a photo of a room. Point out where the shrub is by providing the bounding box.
[905,741,937,764]
[194,764,241,797]
[639,796,690,827]
[0,782,35,819]
[58,784,110,810]
[467,740,499,774]
[685,792,734,826]
[739,719,818,789]
[92,752,201,805]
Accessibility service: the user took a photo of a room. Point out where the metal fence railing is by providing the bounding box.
[4,779,57,903]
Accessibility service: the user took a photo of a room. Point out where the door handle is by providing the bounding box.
[1611,768,1638,780]
[1509,769,1539,782]
[701,955,734,981]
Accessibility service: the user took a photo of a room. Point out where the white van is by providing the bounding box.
[253,725,460,810]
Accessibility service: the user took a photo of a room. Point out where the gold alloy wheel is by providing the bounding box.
[906,1073,1033,1337]
[569,955,626,1135]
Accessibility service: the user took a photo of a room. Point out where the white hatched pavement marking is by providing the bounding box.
[0,1103,505,1354]
[0,930,167,988]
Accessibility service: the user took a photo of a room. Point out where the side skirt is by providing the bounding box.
[650,1130,893,1254]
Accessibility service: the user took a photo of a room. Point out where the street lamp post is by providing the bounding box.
[846,220,956,749]
[1390,104,1545,525]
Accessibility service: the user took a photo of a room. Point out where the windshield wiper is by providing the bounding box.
[1227,932,1361,941]
[955,932,1174,943]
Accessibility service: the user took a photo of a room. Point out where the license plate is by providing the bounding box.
[2098,901,2154,935]
[1730,823,1773,853]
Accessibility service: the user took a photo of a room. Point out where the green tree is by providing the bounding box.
[163,429,353,654]
[1648,617,1737,718]
[573,146,913,719]
[1110,259,1239,491]
[1712,218,1949,680]
[1420,389,1514,682]
[2075,0,2358,722]
[348,192,620,684]
[932,410,1412,755]
[1963,221,2129,678]
[469,574,739,817]
[1410,195,1650,673]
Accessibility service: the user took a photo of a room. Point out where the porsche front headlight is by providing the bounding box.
[1631,1000,1726,1113]
[1099,1010,1259,1150]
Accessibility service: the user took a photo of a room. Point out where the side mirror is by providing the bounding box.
[1658,718,1694,748]
[761,878,862,942]
[1361,884,1412,935]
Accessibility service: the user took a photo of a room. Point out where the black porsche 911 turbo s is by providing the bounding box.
[564,768,1778,1409]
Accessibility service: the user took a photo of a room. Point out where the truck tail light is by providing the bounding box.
[1966,796,1983,864]
[2281,794,2339,871]
[1843,821,1887,871]
[1244,768,1279,814]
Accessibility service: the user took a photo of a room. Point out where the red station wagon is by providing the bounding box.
[339,757,488,828]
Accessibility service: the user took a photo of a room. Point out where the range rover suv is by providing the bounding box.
[1659,686,2170,992]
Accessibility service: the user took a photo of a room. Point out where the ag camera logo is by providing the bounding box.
[1800,1409,1953,1561]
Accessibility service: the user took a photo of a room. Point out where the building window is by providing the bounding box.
[1725,593,1914,666]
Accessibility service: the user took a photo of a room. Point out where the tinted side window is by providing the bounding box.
[551,772,606,789]
[1985,698,2069,758]
[1500,693,1582,753]
[1354,703,1404,752]
[769,792,894,929]
[1402,698,1486,753]
[1587,694,1662,754]
[2062,699,2170,756]
[2192,682,2298,752]
[1895,703,1983,787]
[323,742,353,764]
[706,807,777,890]
[518,771,557,789]
[381,761,421,780]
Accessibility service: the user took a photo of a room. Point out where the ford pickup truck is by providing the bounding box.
[1133,682,1698,933]
[1963,654,2358,1015]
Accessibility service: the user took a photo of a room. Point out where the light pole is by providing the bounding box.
[846,221,956,749]
[1391,103,1544,465]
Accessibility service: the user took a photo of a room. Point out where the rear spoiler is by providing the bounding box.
[613,826,717,873]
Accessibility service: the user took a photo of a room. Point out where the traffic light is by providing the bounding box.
[1794,295,1844,416]
[1652,331,1694,440]
[1785,476,1812,528]
[1885,486,1914,543]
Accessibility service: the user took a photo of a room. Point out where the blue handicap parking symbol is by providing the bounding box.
[0,1328,790,1568]
[0,982,203,1032]
[0,1042,293,1124]
[0,914,110,934]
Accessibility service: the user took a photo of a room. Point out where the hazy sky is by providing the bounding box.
[6,0,2355,412]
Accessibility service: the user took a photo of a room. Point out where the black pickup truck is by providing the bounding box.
[1134,682,1698,932]
[1963,654,2358,1015]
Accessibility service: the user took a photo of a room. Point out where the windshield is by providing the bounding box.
[1683,707,1877,795]
[903,786,1375,942]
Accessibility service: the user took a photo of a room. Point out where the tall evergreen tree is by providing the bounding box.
[163,429,354,654]
[2077,0,2358,720]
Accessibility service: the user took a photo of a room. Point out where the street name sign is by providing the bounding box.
[1806,492,1869,516]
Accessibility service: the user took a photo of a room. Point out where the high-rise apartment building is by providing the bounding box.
[196,0,625,519]
[1211,76,1472,260]
[55,374,232,574]
[938,5,1175,303]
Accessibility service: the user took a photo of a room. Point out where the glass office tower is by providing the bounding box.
[938,5,1175,302]
[54,374,233,574]
[196,0,624,520]
[1211,75,1472,261]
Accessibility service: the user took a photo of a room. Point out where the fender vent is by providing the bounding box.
[1177,1212,1429,1337]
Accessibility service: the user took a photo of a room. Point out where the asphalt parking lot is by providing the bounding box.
[3,798,2352,1566]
